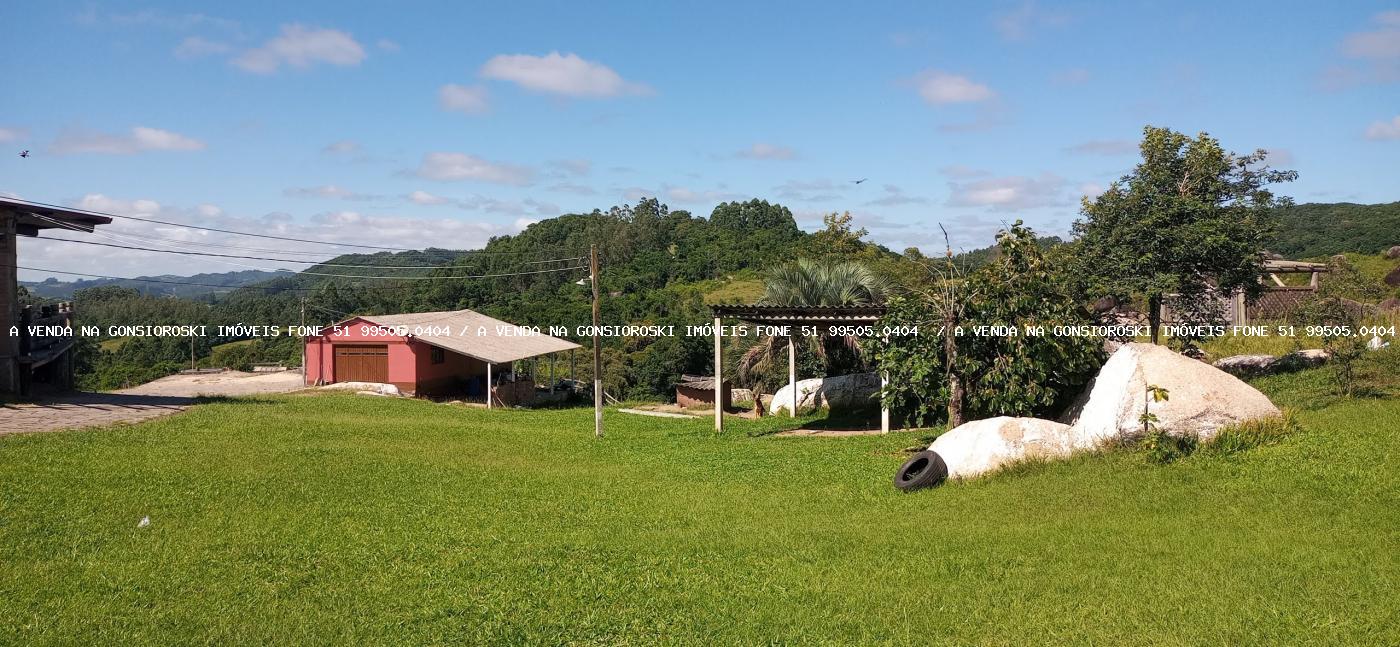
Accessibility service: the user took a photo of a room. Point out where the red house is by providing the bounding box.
[305,309,580,400]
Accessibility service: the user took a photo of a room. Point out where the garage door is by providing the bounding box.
[334,345,389,383]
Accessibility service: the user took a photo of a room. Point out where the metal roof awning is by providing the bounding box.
[0,197,113,237]
[710,303,887,324]
[355,309,581,364]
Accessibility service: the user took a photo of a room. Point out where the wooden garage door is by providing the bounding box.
[334,345,388,383]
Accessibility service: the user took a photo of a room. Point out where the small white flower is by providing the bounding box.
[137,516,151,528]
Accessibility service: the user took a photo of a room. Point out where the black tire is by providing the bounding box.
[893,450,947,492]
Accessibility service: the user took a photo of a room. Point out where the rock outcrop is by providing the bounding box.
[928,417,1078,479]
[1213,348,1329,377]
[769,372,881,415]
[1385,245,1400,260]
[1062,343,1280,444]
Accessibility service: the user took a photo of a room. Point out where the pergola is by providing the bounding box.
[709,304,888,434]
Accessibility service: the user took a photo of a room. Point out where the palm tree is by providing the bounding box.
[736,259,887,404]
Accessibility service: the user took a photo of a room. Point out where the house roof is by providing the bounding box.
[0,197,113,237]
[1263,259,1328,273]
[356,309,581,364]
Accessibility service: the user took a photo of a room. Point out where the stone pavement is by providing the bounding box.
[0,370,306,435]
[0,392,195,435]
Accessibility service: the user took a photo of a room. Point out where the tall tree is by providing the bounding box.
[1072,126,1297,343]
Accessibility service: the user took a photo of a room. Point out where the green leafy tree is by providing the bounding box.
[876,221,1103,426]
[1072,125,1297,343]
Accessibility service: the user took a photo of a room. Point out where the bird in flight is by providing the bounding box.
[851,178,866,184]
[18,150,29,158]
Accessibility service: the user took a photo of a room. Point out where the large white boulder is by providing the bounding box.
[1063,343,1279,445]
[768,372,881,415]
[928,417,1078,479]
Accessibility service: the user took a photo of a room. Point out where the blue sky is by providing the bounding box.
[3,1,1399,279]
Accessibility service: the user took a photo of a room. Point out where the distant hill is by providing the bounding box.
[22,269,285,300]
[1270,202,1400,259]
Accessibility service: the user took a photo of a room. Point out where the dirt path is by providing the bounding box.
[0,371,305,435]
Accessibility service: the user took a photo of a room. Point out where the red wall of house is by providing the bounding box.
[304,317,493,395]
[304,318,416,391]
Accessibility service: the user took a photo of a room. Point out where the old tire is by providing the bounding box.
[893,450,948,492]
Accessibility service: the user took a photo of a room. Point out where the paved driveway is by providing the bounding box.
[0,371,305,435]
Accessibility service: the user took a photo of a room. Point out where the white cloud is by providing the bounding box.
[946,173,1068,211]
[376,39,400,52]
[411,152,534,185]
[913,70,995,105]
[735,143,796,160]
[0,127,28,142]
[233,24,366,74]
[322,140,360,155]
[548,183,597,195]
[174,36,230,59]
[438,84,489,114]
[1078,182,1105,200]
[939,165,990,179]
[479,51,650,97]
[547,159,592,177]
[663,185,743,204]
[865,184,928,207]
[1066,139,1137,155]
[1365,115,1400,140]
[407,190,451,205]
[51,126,205,155]
[283,185,383,201]
[1343,12,1400,60]
[22,192,554,280]
[994,1,1071,41]
[411,154,532,187]
[77,194,162,214]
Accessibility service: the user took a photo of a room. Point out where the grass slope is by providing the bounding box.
[1,386,1397,644]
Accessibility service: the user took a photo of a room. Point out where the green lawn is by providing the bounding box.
[2,378,1397,644]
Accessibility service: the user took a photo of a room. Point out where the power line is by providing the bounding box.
[16,261,586,284]
[8,196,582,256]
[15,264,589,296]
[36,235,584,270]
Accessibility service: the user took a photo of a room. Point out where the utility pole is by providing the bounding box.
[190,335,195,370]
[590,244,603,438]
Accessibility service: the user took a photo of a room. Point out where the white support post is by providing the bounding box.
[787,335,797,417]
[714,316,723,433]
[881,371,890,434]
[486,363,493,409]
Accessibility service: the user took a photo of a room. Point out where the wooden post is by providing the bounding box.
[787,334,797,417]
[486,362,493,409]
[591,244,603,439]
[17,305,32,397]
[713,315,723,433]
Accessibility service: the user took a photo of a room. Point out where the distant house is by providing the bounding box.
[305,309,580,400]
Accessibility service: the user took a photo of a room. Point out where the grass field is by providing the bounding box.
[2,371,1397,644]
